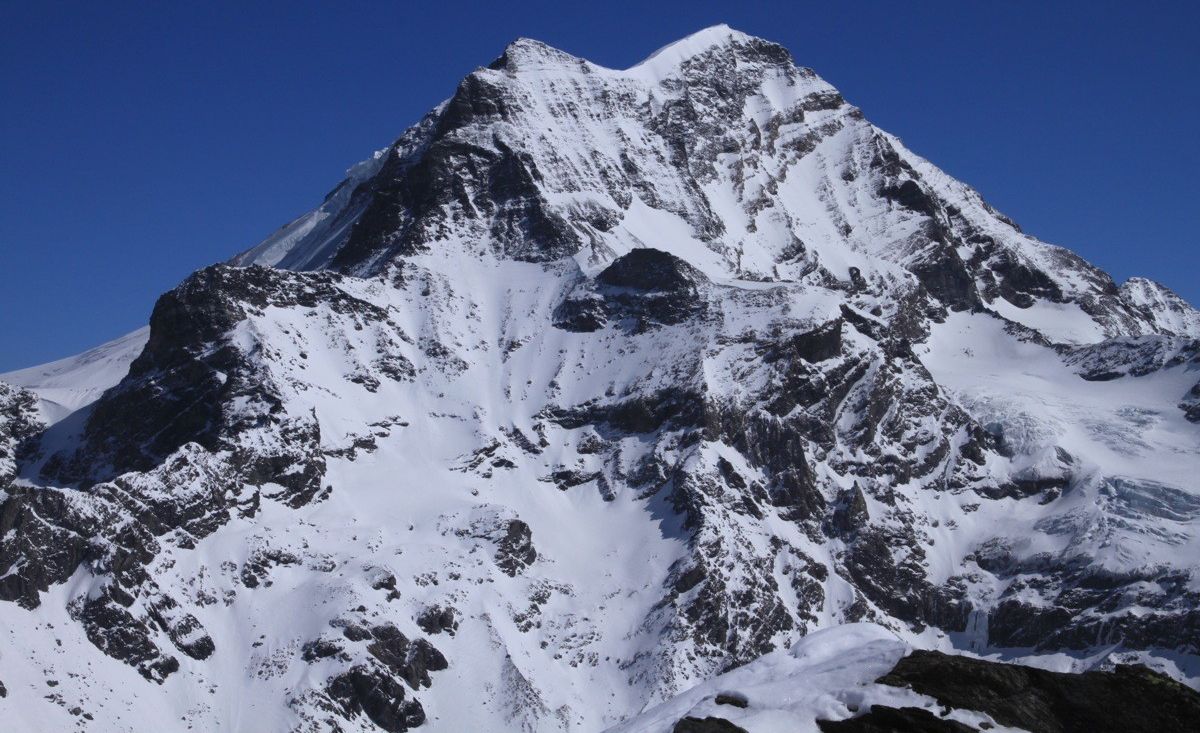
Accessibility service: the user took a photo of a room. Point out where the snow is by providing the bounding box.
[607,624,1015,733]
[919,311,1200,574]
[0,326,148,424]
[989,297,1107,345]
[923,311,1199,494]
[589,197,734,280]
[230,147,390,271]
[629,25,755,82]
[1121,277,1200,338]
[3,23,1199,733]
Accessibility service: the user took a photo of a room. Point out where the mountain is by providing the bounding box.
[2,25,1199,732]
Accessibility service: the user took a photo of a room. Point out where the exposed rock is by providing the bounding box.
[1120,277,1200,338]
[597,248,706,292]
[72,589,180,683]
[555,249,709,333]
[819,705,976,733]
[495,519,537,576]
[416,604,459,636]
[42,266,349,496]
[553,293,607,332]
[327,665,426,732]
[830,484,869,535]
[0,486,99,608]
[0,382,40,488]
[672,716,748,733]
[241,548,301,589]
[713,692,748,708]
[764,319,843,364]
[370,571,399,592]
[301,637,346,662]
[909,244,980,313]
[147,594,215,660]
[365,624,448,690]
[877,649,1200,733]
[545,468,602,491]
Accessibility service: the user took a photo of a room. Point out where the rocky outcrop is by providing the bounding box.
[819,706,974,733]
[0,382,40,488]
[1120,277,1200,338]
[39,266,357,497]
[357,623,448,690]
[869,649,1200,733]
[327,665,427,732]
[673,717,748,733]
[416,604,459,636]
[556,248,709,333]
[495,519,537,576]
[1184,381,1200,423]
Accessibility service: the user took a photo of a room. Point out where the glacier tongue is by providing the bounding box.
[2,24,1200,733]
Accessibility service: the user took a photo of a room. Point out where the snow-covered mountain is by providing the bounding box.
[2,25,1199,732]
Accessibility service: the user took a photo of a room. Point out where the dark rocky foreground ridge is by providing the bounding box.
[2,24,1200,732]
[671,649,1200,733]
[864,650,1200,733]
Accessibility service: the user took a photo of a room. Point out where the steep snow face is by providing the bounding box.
[1119,277,1200,339]
[229,146,398,271]
[2,24,1200,733]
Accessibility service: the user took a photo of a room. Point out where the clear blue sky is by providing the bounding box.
[2,1,1197,371]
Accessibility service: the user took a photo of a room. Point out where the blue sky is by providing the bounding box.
[2,1,1197,371]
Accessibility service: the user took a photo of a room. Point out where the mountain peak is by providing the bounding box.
[629,24,792,77]
[636,23,750,63]
[486,25,793,78]
[487,36,588,72]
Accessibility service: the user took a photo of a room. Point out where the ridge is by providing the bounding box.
[2,24,1199,733]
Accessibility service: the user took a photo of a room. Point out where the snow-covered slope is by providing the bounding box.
[1,327,147,424]
[607,624,930,732]
[2,24,1199,733]
[1119,277,1200,339]
[609,622,1200,733]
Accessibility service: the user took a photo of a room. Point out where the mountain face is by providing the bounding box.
[2,25,1199,732]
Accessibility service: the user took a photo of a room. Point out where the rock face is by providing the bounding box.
[556,248,709,332]
[673,717,748,733]
[327,666,426,732]
[819,706,975,733]
[863,649,1200,733]
[2,23,1200,733]
[1120,277,1200,337]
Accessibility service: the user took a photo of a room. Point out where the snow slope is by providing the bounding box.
[1,327,148,424]
[1,24,1199,733]
[606,624,1000,733]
